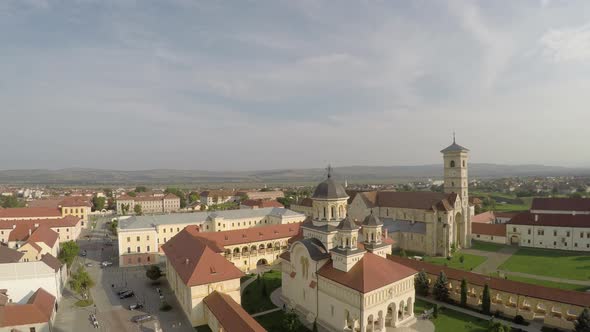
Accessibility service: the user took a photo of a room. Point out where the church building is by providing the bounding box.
[347,138,473,256]
[280,169,418,332]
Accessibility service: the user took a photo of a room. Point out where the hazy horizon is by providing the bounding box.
[2,1,590,170]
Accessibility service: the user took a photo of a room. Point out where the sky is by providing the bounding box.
[1,0,590,171]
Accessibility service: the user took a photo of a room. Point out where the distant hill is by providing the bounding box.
[0,163,588,186]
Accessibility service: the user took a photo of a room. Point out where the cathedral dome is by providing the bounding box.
[312,175,348,200]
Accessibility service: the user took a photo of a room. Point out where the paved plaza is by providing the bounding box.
[53,217,193,332]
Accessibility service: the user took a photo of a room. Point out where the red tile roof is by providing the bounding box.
[40,253,63,272]
[357,191,457,212]
[0,288,55,327]
[531,197,590,212]
[508,211,590,228]
[318,252,416,293]
[471,223,506,237]
[472,211,495,223]
[27,226,59,248]
[0,246,24,263]
[161,229,244,287]
[0,207,61,219]
[0,215,81,230]
[28,197,91,208]
[203,291,265,332]
[388,255,590,307]
[187,223,301,252]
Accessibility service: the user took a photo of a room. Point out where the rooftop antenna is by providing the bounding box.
[326,164,332,178]
[453,131,456,144]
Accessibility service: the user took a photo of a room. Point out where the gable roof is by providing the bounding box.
[0,207,61,219]
[318,252,416,293]
[508,211,590,228]
[187,223,301,252]
[203,291,265,332]
[531,197,590,212]
[471,223,506,237]
[0,288,55,327]
[27,226,59,248]
[241,199,284,208]
[0,215,81,230]
[40,254,63,272]
[0,246,24,263]
[161,229,243,287]
[440,140,469,153]
[472,211,495,223]
[388,256,590,307]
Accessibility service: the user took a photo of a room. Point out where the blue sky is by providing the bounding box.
[1,0,590,170]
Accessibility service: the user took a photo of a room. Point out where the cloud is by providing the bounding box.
[539,23,590,62]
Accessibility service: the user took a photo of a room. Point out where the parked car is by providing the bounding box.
[85,263,93,267]
[128,303,144,310]
[116,289,131,295]
[131,314,152,323]
[101,261,113,267]
[80,251,87,257]
[119,291,134,299]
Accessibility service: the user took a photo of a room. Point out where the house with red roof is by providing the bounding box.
[0,288,56,332]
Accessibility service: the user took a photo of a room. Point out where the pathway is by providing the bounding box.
[416,296,543,332]
[462,246,518,274]
[240,276,256,296]
[251,308,282,318]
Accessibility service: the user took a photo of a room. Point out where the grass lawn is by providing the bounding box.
[414,299,489,332]
[254,310,311,332]
[499,248,590,281]
[242,270,282,314]
[470,240,506,252]
[425,253,487,271]
[503,274,589,292]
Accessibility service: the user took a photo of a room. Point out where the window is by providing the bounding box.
[127,247,131,253]
[163,228,166,233]
[30,327,36,332]
[170,228,172,233]
[527,229,531,235]
[575,243,578,247]
[566,231,570,237]
[527,239,531,244]
[164,237,166,242]
[581,233,584,238]
[462,160,466,167]
[553,241,556,246]
[177,227,179,232]
[136,236,140,241]
[476,234,480,238]
[147,246,150,251]
[513,227,516,232]
[554,231,557,236]
[450,160,455,168]
[146,235,150,241]
[137,246,140,253]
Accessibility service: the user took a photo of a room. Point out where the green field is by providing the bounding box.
[414,299,489,332]
[425,253,487,271]
[470,240,506,252]
[254,310,311,332]
[503,274,589,292]
[499,248,590,281]
[242,270,282,314]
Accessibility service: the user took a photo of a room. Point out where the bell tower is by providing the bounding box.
[441,133,469,208]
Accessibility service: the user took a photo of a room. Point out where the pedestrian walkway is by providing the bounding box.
[270,287,284,308]
[240,276,256,295]
[416,296,542,332]
[251,307,282,318]
[462,246,518,274]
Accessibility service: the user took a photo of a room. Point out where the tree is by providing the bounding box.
[58,240,80,267]
[400,249,407,258]
[433,271,450,302]
[482,284,491,315]
[414,270,430,296]
[0,196,22,208]
[146,265,162,281]
[121,203,130,215]
[92,196,106,211]
[134,204,143,215]
[69,267,95,296]
[283,309,302,332]
[488,321,510,332]
[127,191,137,197]
[188,192,200,203]
[460,278,468,307]
[575,307,590,332]
[135,186,148,193]
[107,198,116,211]
[103,188,113,198]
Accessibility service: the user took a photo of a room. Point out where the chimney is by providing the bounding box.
[185,258,189,265]
[12,225,16,229]
[534,214,538,222]
[34,223,39,228]
[28,228,32,236]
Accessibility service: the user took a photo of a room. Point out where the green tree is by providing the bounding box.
[283,309,302,332]
[400,249,407,258]
[482,284,491,315]
[414,270,430,296]
[58,241,80,267]
[488,321,510,332]
[92,196,106,211]
[165,187,187,208]
[460,278,468,307]
[135,186,148,192]
[107,198,116,211]
[69,267,95,296]
[121,203,130,215]
[127,191,137,197]
[103,188,113,198]
[570,192,583,199]
[188,192,200,203]
[0,196,22,208]
[134,204,143,215]
[575,307,590,332]
[146,265,162,281]
[433,271,450,302]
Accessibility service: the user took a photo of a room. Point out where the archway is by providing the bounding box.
[510,235,520,245]
[367,315,375,332]
[386,302,397,327]
[256,258,268,266]
[398,300,405,321]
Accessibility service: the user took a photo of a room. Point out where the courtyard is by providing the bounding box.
[498,247,590,281]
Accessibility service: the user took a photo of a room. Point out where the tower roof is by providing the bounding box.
[362,211,382,226]
[336,217,359,231]
[312,167,348,200]
[440,134,469,153]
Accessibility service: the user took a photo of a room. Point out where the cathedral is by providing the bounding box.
[280,139,473,331]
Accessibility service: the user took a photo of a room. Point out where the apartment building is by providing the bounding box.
[116,193,180,215]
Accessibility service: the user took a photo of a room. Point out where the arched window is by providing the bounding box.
[462,160,465,167]
[346,238,350,247]
[450,160,455,168]
[323,207,327,219]
[331,206,335,219]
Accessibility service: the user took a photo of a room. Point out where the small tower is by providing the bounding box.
[361,212,391,258]
[331,217,365,272]
[441,133,469,208]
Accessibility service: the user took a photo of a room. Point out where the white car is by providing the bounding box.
[101,261,113,267]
